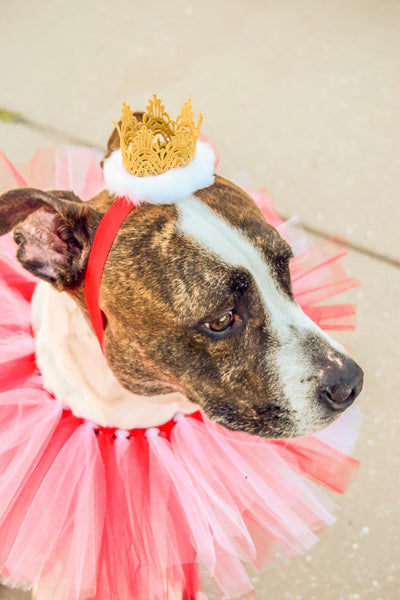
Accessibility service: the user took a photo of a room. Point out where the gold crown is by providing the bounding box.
[113,95,203,177]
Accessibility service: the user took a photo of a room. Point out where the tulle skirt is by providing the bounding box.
[0,148,361,599]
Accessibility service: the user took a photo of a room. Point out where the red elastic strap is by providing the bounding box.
[84,196,137,351]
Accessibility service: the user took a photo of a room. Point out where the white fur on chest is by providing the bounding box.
[31,282,198,429]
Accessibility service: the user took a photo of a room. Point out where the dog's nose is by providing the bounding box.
[319,361,363,412]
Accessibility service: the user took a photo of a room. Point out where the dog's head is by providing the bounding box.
[0,142,363,439]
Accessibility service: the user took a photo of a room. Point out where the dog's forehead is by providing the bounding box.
[174,177,292,287]
[103,176,292,324]
[174,191,293,321]
[113,175,289,270]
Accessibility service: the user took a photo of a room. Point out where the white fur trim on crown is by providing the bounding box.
[103,140,216,204]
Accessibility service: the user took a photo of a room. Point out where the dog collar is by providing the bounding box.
[84,196,136,350]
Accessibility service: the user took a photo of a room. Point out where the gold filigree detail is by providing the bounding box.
[113,95,203,177]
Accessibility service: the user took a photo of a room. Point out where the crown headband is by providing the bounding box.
[103,95,216,204]
[115,96,202,177]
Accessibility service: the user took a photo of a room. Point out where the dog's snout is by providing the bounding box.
[318,360,363,412]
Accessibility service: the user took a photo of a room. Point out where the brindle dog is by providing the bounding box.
[0,127,363,440]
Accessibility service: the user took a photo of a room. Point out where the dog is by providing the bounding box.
[0,109,363,600]
[0,124,363,440]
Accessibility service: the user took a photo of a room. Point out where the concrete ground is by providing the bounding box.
[0,1,399,599]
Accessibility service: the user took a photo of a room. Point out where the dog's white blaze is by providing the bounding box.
[177,196,348,420]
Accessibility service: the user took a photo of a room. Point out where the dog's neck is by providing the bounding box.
[31,282,198,429]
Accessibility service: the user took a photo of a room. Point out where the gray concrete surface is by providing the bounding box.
[0,1,399,599]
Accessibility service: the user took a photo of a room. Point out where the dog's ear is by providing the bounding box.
[0,187,101,290]
[101,111,144,167]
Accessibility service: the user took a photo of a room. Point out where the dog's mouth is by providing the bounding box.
[184,360,363,440]
[196,400,296,438]
[199,398,356,439]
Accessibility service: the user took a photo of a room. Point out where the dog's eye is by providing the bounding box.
[206,311,235,332]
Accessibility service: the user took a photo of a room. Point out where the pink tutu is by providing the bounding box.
[0,149,361,599]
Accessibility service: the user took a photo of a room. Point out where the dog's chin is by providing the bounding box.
[197,402,294,439]
[199,400,344,440]
[212,414,340,440]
